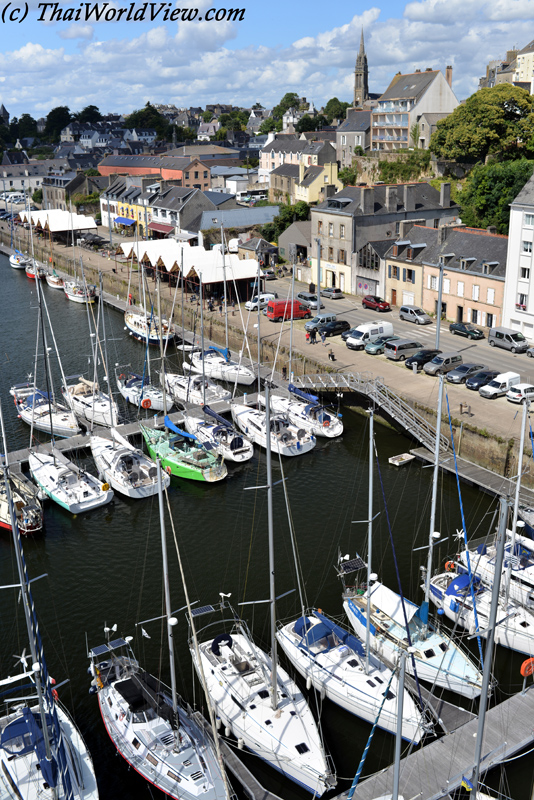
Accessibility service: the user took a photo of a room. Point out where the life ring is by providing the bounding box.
[101,483,110,492]
[141,398,151,409]
[521,658,534,677]
[165,466,172,475]
[119,374,125,380]
[119,711,125,721]
[323,420,330,428]
[445,561,455,572]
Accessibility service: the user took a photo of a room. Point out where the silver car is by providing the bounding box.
[446,363,487,384]
[296,292,325,310]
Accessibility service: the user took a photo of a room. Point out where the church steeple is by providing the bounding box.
[354,28,369,108]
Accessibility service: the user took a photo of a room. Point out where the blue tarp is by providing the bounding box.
[313,611,365,656]
[445,573,471,596]
[164,415,197,441]
[1,708,59,788]
[288,384,319,404]
[114,217,135,226]
[296,611,365,657]
[203,405,232,429]
[24,391,50,407]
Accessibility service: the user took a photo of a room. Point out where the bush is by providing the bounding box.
[378,150,431,182]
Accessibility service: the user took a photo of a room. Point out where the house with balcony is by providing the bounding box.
[503,172,534,340]
[371,67,457,151]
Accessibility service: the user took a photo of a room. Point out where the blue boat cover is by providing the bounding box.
[444,573,472,596]
[294,616,312,638]
[164,415,197,440]
[1,708,59,788]
[297,611,365,656]
[125,373,148,388]
[288,384,319,404]
[203,405,232,428]
[207,346,230,362]
[24,391,50,407]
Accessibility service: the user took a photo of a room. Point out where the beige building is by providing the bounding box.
[513,39,534,93]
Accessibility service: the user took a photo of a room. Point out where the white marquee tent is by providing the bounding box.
[19,209,97,232]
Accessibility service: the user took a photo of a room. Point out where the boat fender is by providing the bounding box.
[225,727,231,738]
[88,685,98,695]
[445,561,455,572]
[521,658,534,677]
[101,483,110,492]
[119,374,125,380]
[306,676,312,690]
[238,738,244,750]
[141,398,151,409]
[165,466,172,475]
[52,689,59,702]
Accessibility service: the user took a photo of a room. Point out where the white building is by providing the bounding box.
[502,172,534,340]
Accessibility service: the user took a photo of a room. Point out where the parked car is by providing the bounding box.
[446,363,487,384]
[479,372,521,399]
[465,370,499,391]
[405,349,442,370]
[364,335,400,355]
[342,327,358,342]
[320,287,344,300]
[296,291,325,310]
[384,338,424,361]
[244,292,278,311]
[399,305,432,325]
[488,326,528,353]
[362,295,391,312]
[506,384,534,404]
[262,268,276,280]
[345,321,394,351]
[317,320,351,338]
[449,322,485,340]
[527,348,534,359]
[423,352,463,376]
[266,299,311,321]
[305,312,336,332]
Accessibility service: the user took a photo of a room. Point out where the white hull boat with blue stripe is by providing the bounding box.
[90,430,170,499]
[190,619,335,796]
[276,610,427,743]
[116,371,167,412]
[343,580,484,698]
[9,250,31,269]
[231,403,315,457]
[186,348,255,386]
[183,406,254,463]
[29,449,114,514]
[10,384,81,438]
[262,390,343,438]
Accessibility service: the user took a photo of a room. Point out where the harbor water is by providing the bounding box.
[0,254,531,800]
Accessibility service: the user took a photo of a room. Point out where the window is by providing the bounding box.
[521,267,531,279]
[338,249,346,265]
[525,213,534,226]
[318,220,323,234]
[194,171,199,179]
[443,278,450,294]
[392,265,399,279]
[523,241,532,253]
[341,135,346,145]
[429,275,438,290]
[518,293,528,308]
[328,223,334,237]
[328,247,334,261]
[203,171,208,178]
[487,312,494,327]
[472,285,480,301]
[483,264,489,274]
[460,259,467,270]
[395,222,400,235]
[457,281,464,297]
[340,224,345,238]
[421,122,425,130]
[434,219,439,229]
[406,268,415,283]
[487,287,495,305]
[184,172,189,179]
[472,309,478,323]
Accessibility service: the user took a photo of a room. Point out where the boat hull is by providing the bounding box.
[29,451,114,514]
[183,415,254,463]
[231,403,315,457]
[90,435,170,499]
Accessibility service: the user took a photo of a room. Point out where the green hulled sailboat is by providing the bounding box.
[140,416,227,482]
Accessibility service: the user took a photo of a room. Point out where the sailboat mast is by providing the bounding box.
[366,409,373,674]
[264,381,278,710]
[221,223,228,352]
[156,267,168,417]
[256,252,261,396]
[99,272,114,429]
[472,496,508,793]
[506,399,528,605]
[422,373,444,624]
[156,459,179,719]
[288,255,295,381]
[199,272,206,407]
[34,266,56,445]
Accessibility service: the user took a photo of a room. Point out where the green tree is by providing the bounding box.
[75,105,102,123]
[44,106,71,141]
[202,110,214,122]
[213,127,227,141]
[84,168,100,176]
[339,163,359,186]
[176,126,197,141]
[260,201,310,242]
[430,84,534,161]
[123,102,170,139]
[458,158,534,234]
[252,102,264,110]
[32,188,43,204]
[410,122,420,147]
[324,97,350,124]
[259,117,278,135]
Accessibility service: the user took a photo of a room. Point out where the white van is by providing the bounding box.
[245,292,277,311]
[479,372,521,399]
[346,321,394,351]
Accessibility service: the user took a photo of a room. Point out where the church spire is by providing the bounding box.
[354,28,369,107]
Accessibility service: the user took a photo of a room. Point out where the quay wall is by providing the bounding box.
[2,228,529,487]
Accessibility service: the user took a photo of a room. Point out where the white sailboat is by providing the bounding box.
[189,383,335,796]
[124,308,174,345]
[116,370,167,412]
[10,383,81,437]
[182,405,254,463]
[46,269,64,289]
[231,402,315,457]
[186,347,255,386]
[0,468,43,536]
[261,385,343,438]
[90,429,170,499]
[29,447,114,514]
[62,375,119,428]
[164,372,231,406]
[88,464,230,800]
[64,279,96,303]
[0,402,99,800]
[9,249,31,269]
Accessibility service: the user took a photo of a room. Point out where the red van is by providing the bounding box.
[266,299,312,322]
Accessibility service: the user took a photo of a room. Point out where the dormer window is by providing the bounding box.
[406,248,413,259]
[483,264,489,274]
[392,245,398,257]
[460,259,467,270]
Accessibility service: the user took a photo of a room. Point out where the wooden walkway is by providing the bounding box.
[336,685,534,800]
[411,447,534,507]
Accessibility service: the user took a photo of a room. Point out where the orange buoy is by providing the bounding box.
[165,465,172,475]
[521,658,534,677]
[141,398,151,409]
[445,561,455,572]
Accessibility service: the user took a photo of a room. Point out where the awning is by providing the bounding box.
[148,222,174,234]
[175,231,196,241]
[115,217,135,226]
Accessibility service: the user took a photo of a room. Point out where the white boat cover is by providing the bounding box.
[18,209,97,232]
[368,581,420,626]
[119,240,258,282]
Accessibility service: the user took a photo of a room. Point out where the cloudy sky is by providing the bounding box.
[0,0,530,119]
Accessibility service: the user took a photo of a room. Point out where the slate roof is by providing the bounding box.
[99,155,165,169]
[389,224,508,277]
[337,110,371,132]
[364,239,394,258]
[261,140,305,155]
[198,206,279,229]
[270,163,325,186]
[278,220,312,247]
[203,191,236,206]
[314,182,459,217]
[511,171,534,206]
[379,70,439,102]
[151,187,197,211]
[518,39,534,55]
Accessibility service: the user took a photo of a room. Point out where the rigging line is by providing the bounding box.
[445,390,485,667]
[240,449,264,606]
[278,449,309,614]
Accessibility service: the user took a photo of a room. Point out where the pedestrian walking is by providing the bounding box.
[321,330,327,346]
[310,329,317,345]
[218,303,223,316]
[305,331,310,344]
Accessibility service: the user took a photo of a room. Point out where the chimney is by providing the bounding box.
[487,225,497,235]
[425,67,433,72]
[440,182,451,208]
[403,184,416,212]
[399,219,416,238]
[299,161,305,184]
[438,225,448,245]
[361,186,374,215]
[386,185,397,213]
[445,65,453,87]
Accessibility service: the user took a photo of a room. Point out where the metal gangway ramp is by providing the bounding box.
[291,373,448,452]
[334,686,534,800]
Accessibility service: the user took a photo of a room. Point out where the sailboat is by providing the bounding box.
[25,262,47,280]
[62,375,119,428]
[183,405,254,463]
[116,370,167,412]
[186,347,255,386]
[261,385,343,438]
[0,401,100,800]
[9,249,31,269]
[0,468,43,535]
[124,308,174,345]
[231,402,316,457]
[164,372,231,406]
[90,428,170,499]
[46,269,64,289]
[140,416,227,482]
[29,446,114,513]
[88,462,229,800]
[189,384,335,796]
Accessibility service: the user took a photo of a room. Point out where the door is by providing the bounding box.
[456,306,463,323]
[340,273,345,292]
[391,289,397,306]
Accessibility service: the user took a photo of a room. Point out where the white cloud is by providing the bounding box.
[58,24,94,39]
